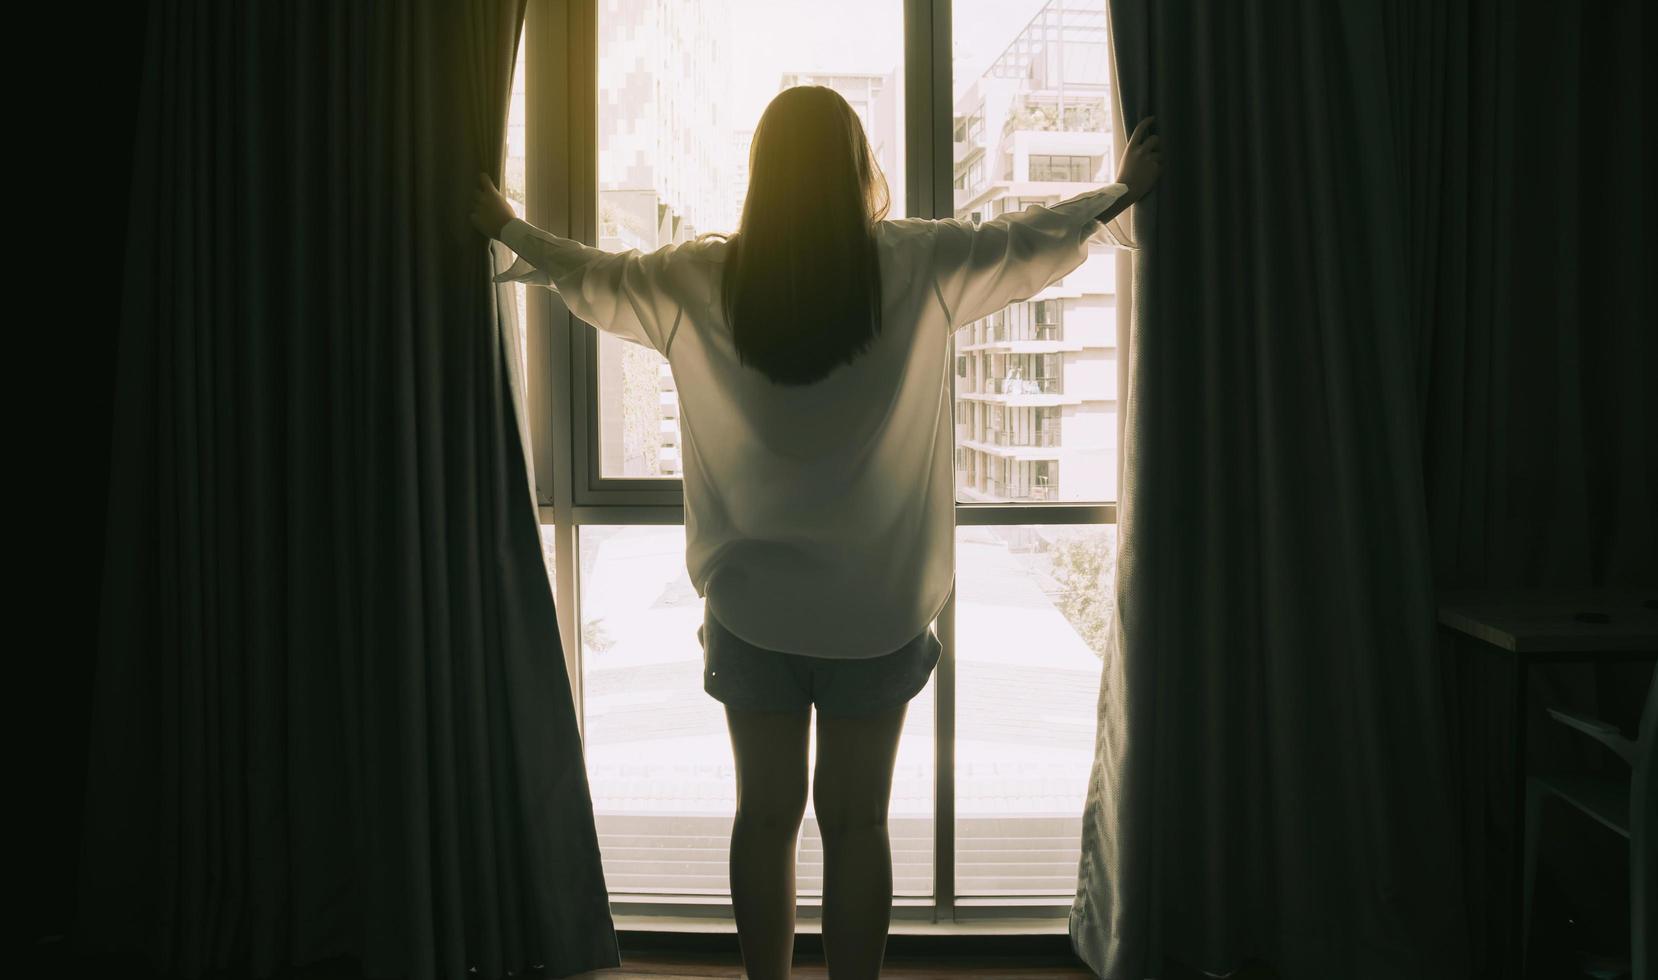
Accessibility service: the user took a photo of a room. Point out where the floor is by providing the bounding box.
[39,936,1282,980]
[578,952,1093,978]
[575,949,1282,979]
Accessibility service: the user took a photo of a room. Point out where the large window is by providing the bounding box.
[953,0,1116,505]
[954,523,1113,893]
[511,0,1124,928]
[591,0,906,480]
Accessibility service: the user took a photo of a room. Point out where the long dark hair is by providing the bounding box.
[722,85,891,386]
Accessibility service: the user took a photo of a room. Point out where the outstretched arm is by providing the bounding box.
[928,116,1161,330]
[929,184,1126,329]
[470,172,678,354]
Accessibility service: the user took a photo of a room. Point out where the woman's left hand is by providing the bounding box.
[470,172,517,239]
[1115,117,1160,201]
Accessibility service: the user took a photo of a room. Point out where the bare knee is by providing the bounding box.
[812,780,892,838]
[736,792,808,834]
[812,706,905,839]
[815,811,889,839]
[813,763,894,837]
[724,704,811,835]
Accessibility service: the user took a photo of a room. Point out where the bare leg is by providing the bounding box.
[820,821,895,979]
[731,811,803,979]
[724,706,811,980]
[813,703,907,980]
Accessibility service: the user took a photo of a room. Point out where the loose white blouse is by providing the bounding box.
[495,182,1133,658]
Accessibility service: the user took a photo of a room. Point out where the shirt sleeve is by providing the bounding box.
[929,182,1133,330]
[493,217,681,354]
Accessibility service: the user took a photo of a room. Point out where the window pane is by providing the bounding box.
[953,523,1115,897]
[580,524,935,898]
[952,1,1119,503]
[595,0,906,478]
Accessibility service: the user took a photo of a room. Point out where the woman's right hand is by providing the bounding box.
[1115,116,1161,200]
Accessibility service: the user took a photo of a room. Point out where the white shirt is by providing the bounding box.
[495,182,1133,658]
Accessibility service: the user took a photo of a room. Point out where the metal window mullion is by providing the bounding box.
[562,0,601,732]
[907,0,958,924]
[1105,1,1134,483]
[525,0,586,729]
[567,0,603,514]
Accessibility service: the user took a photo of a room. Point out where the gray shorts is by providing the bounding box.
[699,604,942,720]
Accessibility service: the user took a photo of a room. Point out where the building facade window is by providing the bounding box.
[1027,153,1096,181]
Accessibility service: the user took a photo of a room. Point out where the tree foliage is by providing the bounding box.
[1045,532,1115,659]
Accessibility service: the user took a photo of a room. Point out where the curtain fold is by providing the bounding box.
[75,2,620,978]
[1072,2,1470,976]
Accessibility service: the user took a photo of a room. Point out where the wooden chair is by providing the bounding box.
[1522,666,1656,979]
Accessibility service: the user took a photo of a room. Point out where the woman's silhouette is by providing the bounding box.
[472,85,1158,979]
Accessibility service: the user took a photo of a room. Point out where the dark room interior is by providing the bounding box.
[25,1,1650,979]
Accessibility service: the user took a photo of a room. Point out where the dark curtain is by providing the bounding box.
[74,2,621,978]
[1072,2,1470,976]
[1400,0,1653,975]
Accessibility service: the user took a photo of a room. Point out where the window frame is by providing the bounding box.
[518,0,1124,930]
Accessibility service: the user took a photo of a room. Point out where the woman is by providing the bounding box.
[471,85,1159,979]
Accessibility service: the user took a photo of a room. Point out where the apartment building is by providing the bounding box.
[595,0,736,478]
[951,1,1118,503]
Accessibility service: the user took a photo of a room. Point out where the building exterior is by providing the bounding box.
[597,0,735,243]
[950,1,1117,503]
[729,128,752,230]
[595,0,737,477]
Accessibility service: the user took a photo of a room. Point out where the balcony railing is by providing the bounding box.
[989,322,1062,343]
[1029,161,1095,182]
[985,480,1057,502]
[1001,100,1109,138]
[983,377,1061,395]
[984,429,1061,448]
[969,303,1064,345]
